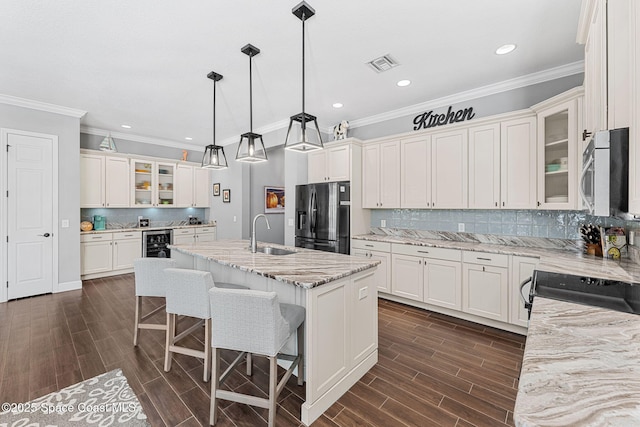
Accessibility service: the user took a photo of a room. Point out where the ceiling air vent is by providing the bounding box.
[366,54,399,73]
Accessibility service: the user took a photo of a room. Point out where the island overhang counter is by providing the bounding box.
[169,239,380,426]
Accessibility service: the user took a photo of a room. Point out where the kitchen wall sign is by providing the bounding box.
[413,106,475,131]
[264,186,285,213]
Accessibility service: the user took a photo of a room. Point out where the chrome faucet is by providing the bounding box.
[250,214,271,253]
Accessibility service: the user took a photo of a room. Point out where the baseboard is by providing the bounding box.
[55,280,82,293]
[81,268,134,281]
[301,350,378,426]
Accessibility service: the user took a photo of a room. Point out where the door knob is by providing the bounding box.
[38,233,51,237]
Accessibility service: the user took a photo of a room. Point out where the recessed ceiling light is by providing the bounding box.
[185,137,193,141]
[397,80,411,87]
[121,124,132,129]
[333,103,343,109]
[495,44,516,55]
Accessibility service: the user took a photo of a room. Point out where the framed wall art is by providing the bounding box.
[222,189,231,203]
[213,183,220,196]
[264,186,285,213]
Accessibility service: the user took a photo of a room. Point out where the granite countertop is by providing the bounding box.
[514,297,640,426]
[81,224,216,234]
[169,239,380,289]
[351,234,640,283]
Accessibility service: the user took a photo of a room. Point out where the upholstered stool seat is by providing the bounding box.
[132,258,177,346]
[163,268,247,382]
[208,287,305,427]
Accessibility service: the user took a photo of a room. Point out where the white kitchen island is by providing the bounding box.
[169,239,380,426]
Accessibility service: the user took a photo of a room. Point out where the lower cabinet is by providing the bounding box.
[391,253,423,300]
[351,240,391,293]
[173,227,217,245]
[462,251,509,322]
[81,231,142,277]
[424,258,462,311]
[510,256,538,327]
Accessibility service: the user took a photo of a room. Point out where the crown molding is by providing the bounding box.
[80,126,200,151]
[0,94,86,118]
[335,60,584,132]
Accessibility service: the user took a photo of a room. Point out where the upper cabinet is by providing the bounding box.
[468,123,501,209]
[400,136,430,208]
[80,153,129,208]
[533,95,580,210]
[362,139,401,208]
[175,164,210,208]
[308,142,351,183]
[630,2,640,214]
[431,129,468,209]
[500,116,537,209]
[131,159,176,207]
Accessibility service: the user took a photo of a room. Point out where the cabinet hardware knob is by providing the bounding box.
[537,201,541,206]
[582,129,592,141]
[502,201,505,207]
[482,266,485,272]
[495,202,498,207]
[419,260,422,265]
[38,233,51,237]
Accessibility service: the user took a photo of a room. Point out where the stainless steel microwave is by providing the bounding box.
[579,128,629,217]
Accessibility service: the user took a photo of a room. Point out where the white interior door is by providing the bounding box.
[7,131,55,299]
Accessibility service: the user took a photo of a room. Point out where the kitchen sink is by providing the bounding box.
[256,246,297,256]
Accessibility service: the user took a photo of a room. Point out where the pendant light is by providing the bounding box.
[202,71,228,169]
[284,1,323,152]
[99,132,117,152]
[236,44,268,163]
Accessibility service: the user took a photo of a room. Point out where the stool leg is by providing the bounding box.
[297,322,304,386]
[203,318,211,382]
[164,313,174,372]
[133,296,142,346]
[246,353,252,376]
[268,356,278,427]
[209,347,220,426]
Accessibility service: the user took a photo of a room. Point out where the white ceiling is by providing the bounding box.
[0,0,584,148]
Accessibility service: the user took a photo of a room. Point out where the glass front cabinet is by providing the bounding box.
[535,98,579,210]
[131,159,176,207]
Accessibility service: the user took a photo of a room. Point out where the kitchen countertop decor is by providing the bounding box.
[352,229,640,283]
[169,239,380,289]
[514,297,640,426]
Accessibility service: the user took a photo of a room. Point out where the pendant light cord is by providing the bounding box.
[301,12,306,129]
[249,52,253,132]
[213,79,216,145]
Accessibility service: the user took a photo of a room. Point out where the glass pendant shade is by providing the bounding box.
[236,44,268,163]
[99,133,117,152]
[202,144,228,169]
[202,71,228,169]
[284,1,323,152]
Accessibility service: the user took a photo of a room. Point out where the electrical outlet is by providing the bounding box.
[458,223,465,232]
[233,216,237,223]
[288,218,294,227]
[61,219,69,228]
[381,219,386,227]
[138,216,143,220]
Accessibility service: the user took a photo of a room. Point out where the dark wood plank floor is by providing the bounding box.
[0,274,526,426]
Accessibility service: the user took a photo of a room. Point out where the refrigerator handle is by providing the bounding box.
[310,190,317,233]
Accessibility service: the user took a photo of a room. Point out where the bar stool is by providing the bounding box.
[208,287,305,427]
[133,258,177,346]
[163,268,248,382]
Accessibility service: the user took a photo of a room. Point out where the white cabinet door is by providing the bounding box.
[175,164,194,207]
[401,136,430,208]
[584,0,607,137]
[391,254,423,301]
[501,117,537,209]
[350,271,377,366]
[80,154,105,208]
[371,251,391,293]
[462,264,508,322]
[431,129,468,209]
[173,229,195,245]
[510,256,538,327]
[424,258,462,310]
[194,167,211,207]
[629,2,640,215]
[196,231,216,243]
[379,140,401,208]
[113,237,142,270]
[327,145,351,182]
[105,157,130,207]
[81,240,113,275]
[308,150,327,183]
[468,123,500,209]
[362,144,380,208]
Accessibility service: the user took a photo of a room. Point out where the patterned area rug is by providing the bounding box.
[0,369,149,426]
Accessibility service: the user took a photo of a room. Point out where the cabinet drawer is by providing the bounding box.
[351,240,391,252]
[198,227,215,234]
[81,233,113,242]
[392,243,461,262]
[462,251,509,268]
[174,228,195,235]
[113,231,142,241]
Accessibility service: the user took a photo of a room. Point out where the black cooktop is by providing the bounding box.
[531,270,640,315]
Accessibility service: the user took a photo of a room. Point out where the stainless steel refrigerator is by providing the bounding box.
[295,181,350,254]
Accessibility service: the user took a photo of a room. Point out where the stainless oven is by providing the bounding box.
[142,229,173,258]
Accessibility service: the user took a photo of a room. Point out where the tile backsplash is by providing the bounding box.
[81,208,207,229]
[370,209,638,241]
